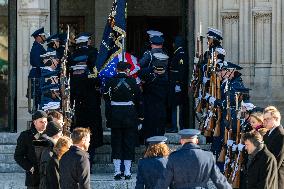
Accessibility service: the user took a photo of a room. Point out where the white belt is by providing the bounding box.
[111,101,134,106]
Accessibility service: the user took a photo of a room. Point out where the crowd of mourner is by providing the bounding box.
[13,25,284,189]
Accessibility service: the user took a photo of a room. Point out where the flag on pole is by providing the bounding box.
[96,0,127,71]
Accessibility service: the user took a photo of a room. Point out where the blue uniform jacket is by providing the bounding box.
[29,41,46,78]
[156,143,232,189]
[135,156,168,189]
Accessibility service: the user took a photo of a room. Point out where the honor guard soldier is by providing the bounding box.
[46,34,61,59]
[141,53,169,141]
[28,27,48,110]
[135,136,170,189]
[69,32,103,168]
[104,61,143,180]
[205,61,245,171]
[140,30,163,56]
[139,31,167,70]
[39,51,61,111]
[168,36,189,132]
[156,129,232,189]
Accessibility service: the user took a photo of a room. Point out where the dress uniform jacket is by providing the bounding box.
[14,125,43,187]
[29,41,46,78]
[142,72,169,139]
[135,156,168,189]
[59,146,90,189]
[168,46,188,106]
[156,143,232,189]
[263,126,284,189]
[241,145,278,189]
[105,72,142,128]
[70,46,103,148]
[139,48,166,68]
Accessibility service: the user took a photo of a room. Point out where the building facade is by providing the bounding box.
[0,0,283,132]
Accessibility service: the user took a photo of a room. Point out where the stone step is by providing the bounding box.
[0,133,19,144]
[0,154,15,164]
[0,144,16,154]
[0,132,207,145]
[0,173,217,189]
[0,162,138,174]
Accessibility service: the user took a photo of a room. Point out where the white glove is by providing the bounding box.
[227,139,234,147]
[238,143,245,151]
[209,96,216,105]
[175,85,181,93]
[204,93,210,100]
[202,77,210,84]
[138,124,142,131]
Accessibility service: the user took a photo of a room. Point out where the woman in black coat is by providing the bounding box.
[135,136,170,189]
[241,131,278,189]
[46,136,72,189]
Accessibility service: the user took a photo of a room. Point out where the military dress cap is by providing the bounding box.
[73,55,88,62]
[116,61,131,70]
[46,34,59,44]
[147,30,163,37]
[31,27,46,37]
[207,27,223,40]
[45,121,62,137]
[241,100,255,111]
[153,53,169,61]
[219,61,243,70]
[40,51,57,59]
[32,110,48,121]
[174,36,185,47]
[150,36,164,45]
[215,47,226,56]
[146,136,167,145]
[76,32,92,38]
[234,86,251,93]
[178,129,201,139]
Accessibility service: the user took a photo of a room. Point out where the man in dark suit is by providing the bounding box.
[155,129,232,189]
[59,127,91,189]
[14,110,48,189]
[263,106,284,189]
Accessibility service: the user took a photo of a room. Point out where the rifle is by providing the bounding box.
[60,25,74,136]
[204,49,216,137]
[217,80,231,163]
[223,81,234,179]
[229,92,243,187]
[213,76,221,137]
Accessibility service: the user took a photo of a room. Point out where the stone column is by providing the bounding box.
[239,0,253,86]
[17,0,50,132]
[50,0,58,34]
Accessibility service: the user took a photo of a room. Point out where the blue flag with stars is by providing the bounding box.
[96,0,127,71]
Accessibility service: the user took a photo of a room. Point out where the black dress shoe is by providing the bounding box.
[114,174,122,180]
[166,128,178,133]
[124,175,131,180]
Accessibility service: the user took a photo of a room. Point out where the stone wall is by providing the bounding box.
[195,0,284,114]
[16,0,50,132]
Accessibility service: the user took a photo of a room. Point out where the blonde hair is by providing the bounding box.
[263,106,281,121]
[53,136,72,160]
[250,112,264,124]
[144,143,170,158]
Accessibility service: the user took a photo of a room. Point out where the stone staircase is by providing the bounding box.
[0,132,216,189]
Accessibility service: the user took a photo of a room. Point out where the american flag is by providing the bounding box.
[99,52,141,90]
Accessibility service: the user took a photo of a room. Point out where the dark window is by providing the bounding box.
[0,0,16,132]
